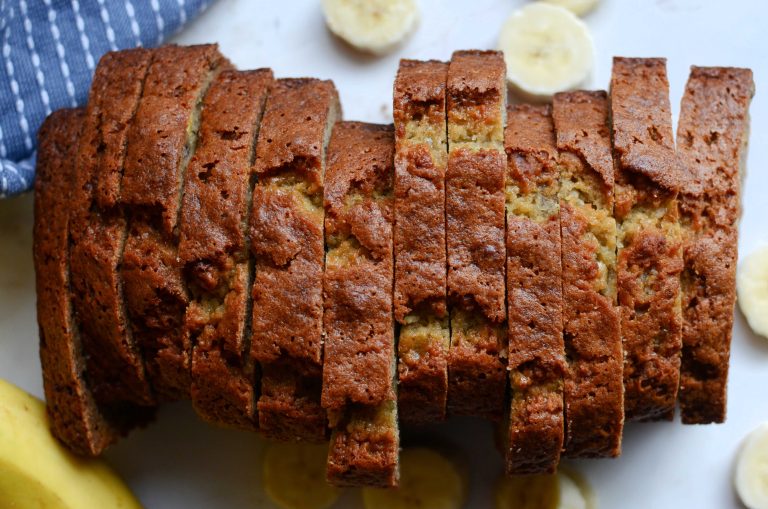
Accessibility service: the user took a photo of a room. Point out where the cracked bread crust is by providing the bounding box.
[676,67,754,424]
[68,49,156,407]
[250,78,340,440]
[610,57,684,421]
[446,50,507,420]
[121,44,230,401]
[322,122,399,488]
[554,91,623,458]
[393,59,449,424]
[36,109,126,455]
[503,104,565,473]
[179,69,273,429]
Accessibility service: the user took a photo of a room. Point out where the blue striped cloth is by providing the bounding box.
[0,0,215,198]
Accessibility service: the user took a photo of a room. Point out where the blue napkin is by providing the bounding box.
[0,0,215,198]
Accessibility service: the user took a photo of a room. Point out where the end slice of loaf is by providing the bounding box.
[250,78,341,441]
[676,66,754,424]
[179,69,274,429]
[120,44,230,401]
[554,91,624,458]
[322,121,398,487]
[35,108,150,456]
[392,59,450,424]
[68,49,156,407]
[610,57,684,421]
[503,104,565,474]
[445,50,507,419]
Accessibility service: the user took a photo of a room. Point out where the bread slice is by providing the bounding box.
[322,121,399,487]
[554,91,624,457]
[179,69,273,429]
[676,67,754,424]
[392,59,450,424]
[249,78,341,441]
[35,108,151,456]
[445,50,507,419]
[120,44,230,401]
[501,104,565,474]
[68,49,156,407]
[610,57,684,421]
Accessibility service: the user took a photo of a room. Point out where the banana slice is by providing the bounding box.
[496,467,595,509]
[362,447,467,509]
[735,422,768,509]
[263,441,341,509]
[497,3,595,102]
[0,379,141,509]
[321,0,419,55]
[540,0,600,17]
[737,245,768,338]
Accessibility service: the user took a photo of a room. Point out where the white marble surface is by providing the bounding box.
[1,0,767,507]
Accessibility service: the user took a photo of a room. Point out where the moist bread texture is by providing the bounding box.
[676,66,754,424]
[179,69,273,429]
[68,49,156,407]
[120,44,230,401]
[392,59,450,424]
[249,78,341,441]
[445,50,507,419]
[503,104,565,474]
[554,91,624,457]
[610,57,684,421]
[322,121,399,487]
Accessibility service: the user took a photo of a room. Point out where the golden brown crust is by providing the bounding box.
[446,50,507,419]
[35,109,123,455]
[677,66,754,424]
[610,57,684,421]
[250,78,340,440]
[554,92,624,458]
[69,49,155,407]
[179,69,273,429]
[121,44,229,401]
[503,104,565,473]
[393,59,449,423]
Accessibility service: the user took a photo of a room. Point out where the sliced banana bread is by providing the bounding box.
[610,57,683,421]
[392,59,450,424]
[677,67,754,424]
[322,121,398,487]
[502,104,565,474]
[120,44,230,401]
[554,90,624,457]
[179,69,273,429]
[68,49,156,407]
[445,50,507,419]
[250,78,341,441]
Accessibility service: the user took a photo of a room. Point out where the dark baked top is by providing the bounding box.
[322,121,395,411]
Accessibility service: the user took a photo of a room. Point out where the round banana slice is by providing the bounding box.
[363,447,467,509]
[540,0,600,17]
[263,441,341,509]
[498,3,595,102]
[737,245,768,338]
[0,379,141,509]
[735,422,768,509]
[321,0,419,55]
[496,467,595,509]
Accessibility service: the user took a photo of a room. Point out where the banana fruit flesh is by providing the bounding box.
[737,245,768,339]
[362,447,468,509]
[541,0,600,17]
[263,441,341,509]
[321,0,419,55]
[0,378,142,509]
[735,422,768,509]
[498,3,594,102]
[496,466,595,509]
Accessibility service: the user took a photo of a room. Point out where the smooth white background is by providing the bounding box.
[0,0,766,507]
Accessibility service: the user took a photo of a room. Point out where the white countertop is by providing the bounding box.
[1,0,766,507]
